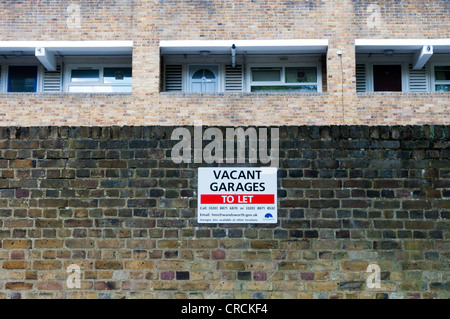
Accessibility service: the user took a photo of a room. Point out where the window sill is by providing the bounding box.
[159,92,328,97]
[0,92,133,97]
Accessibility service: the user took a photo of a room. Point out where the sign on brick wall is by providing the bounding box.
[198,167,277,223]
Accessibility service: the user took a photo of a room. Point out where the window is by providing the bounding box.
[373,64,402,92]
[434,65,450,92]
[160,39,328,93]
[8,66,38,92]
[355,60,409,92]
[355,39,450,93]
[249,66,319,92]
[0,40,133,93]
[356,59,450,93]
[104,67,132,84]
[163,62,321,93]
[71,69,99,83]
[0,62,131,93]
[67,66,132,93]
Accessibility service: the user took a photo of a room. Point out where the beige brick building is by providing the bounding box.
[0,0,449,300]
[0,0,448,126]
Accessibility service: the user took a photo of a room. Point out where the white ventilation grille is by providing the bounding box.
[225,64,243,92]
[408,64,427,92]
[355,64,367,92]
[164,64,183,92]
[43,65,62,93]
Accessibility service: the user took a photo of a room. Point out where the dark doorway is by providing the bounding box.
[373,65,402,92]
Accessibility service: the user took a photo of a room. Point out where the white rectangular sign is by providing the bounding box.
[197,167,277,223]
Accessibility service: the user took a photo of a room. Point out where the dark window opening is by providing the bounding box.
[8,66,38,92]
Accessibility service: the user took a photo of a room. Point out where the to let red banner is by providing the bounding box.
[201,194,275,204]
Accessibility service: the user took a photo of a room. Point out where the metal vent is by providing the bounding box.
[408,64,427,92]
[164,64,183,92]
[355,64,367,92]
[225,64,243,92]
[43,65,62,92]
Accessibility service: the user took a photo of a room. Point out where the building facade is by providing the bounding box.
[0,0,449,299]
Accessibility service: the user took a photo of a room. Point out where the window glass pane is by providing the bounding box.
[435,66,450,81]
[192,70,203,79]
[192,69,215,80]
[71,69,99,82]
[104,67,132,84]
[435,84,450,92]
[8,66,37,92]
[251,85,317,92]
[285,67,317,83]
[203,69,215,79]
[252,68,281,82]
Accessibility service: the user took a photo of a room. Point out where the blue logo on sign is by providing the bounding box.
[264,213,273,219]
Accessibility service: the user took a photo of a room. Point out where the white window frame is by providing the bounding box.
[356,55,411,92]
[246,63,322,93]
[431,63,450,92]
[64,63,132,93]
[162,54,324,93]
[367,62,408,92]
[0,62,44,93]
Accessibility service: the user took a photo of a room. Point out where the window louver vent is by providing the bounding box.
[164,65,183,92]
[408,64,427,92]
[43,65,62,93]
[225,64,243,92]
[355,64,367,92]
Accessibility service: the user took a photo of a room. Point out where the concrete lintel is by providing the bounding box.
[35,47,57,71]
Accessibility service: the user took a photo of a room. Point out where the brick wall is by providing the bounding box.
[0,125,448,299]
[0,0,449,126]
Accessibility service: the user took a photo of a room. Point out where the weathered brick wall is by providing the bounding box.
[0,0,449,126]
[0,0,135,40]
[0,125,448,299]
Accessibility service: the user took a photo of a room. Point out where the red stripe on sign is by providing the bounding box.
[201,194,275,204]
